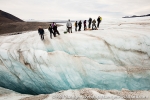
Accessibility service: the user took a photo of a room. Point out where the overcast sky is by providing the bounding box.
[0,0,150,21]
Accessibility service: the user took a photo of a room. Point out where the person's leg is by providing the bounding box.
[98,22,100,27]
[50,32,52,39]
[53,33,56,37]
[54,31,56,37]
[52,32,55,37]
[89,22,91,28]
[57,30,60,35]
[42,34,44,40]
[69,27,71,33]
[41,34,43,40]
[40,34,42,39]
[68,27,70,33]
[67,27,69,32]
[94,24,97,30]
[99,21,101,27]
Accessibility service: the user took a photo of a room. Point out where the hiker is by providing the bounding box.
[53,23,60,36]
[92,19,97,30]
[97,16,101,28]
[78,20,82,31]
[66,19,72,33]
[48,24,55,39]
[75,21,78,31]
[83,20,87,30]
[88,18,92,28]
[38,26,44,40]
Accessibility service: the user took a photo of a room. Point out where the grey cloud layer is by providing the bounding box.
[0,0,150,20]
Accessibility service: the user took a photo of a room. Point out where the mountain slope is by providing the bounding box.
[0,10,24,23]
[0,10,52,35]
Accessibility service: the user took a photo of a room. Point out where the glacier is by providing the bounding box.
[0,17,150,95]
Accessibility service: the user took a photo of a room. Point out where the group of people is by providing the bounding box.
[89,16,102,29]
[38,16,102,40]
[66,16,102,33]
[48,22,60,39]
[38,22,60,40]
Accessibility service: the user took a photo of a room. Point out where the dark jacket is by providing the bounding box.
[38,28,44,34]
[53,25,58,31]
[92,20,96,24]
[75,22,78,27]
[84,20,86,26]
[97,17,100,22]
[78,21,82,26]
[89,18,92,23]
[48,26,53,33]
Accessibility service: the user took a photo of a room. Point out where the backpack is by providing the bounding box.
[100,17,102,20]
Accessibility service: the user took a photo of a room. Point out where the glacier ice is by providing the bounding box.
[0,18,150,94]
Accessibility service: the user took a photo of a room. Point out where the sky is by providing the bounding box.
[0,0,150,21]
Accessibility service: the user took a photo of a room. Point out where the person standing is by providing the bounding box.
[53,23,60,36]
[78,20,82,31]
[83,20,87,30]
[38,26,44,40]
[97,16,101,28]
[66,19,72,33]
[48,24,55,39]
[75,21,78,31]
[88,17,92,28]
[92,19,97,30]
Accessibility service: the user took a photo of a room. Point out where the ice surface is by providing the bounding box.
[0,87,150,100]
[0,17,150,94]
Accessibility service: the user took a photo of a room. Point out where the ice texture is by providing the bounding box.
[0,87,150,100]
[0,17,150,94]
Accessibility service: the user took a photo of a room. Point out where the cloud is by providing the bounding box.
[96,0,150,15]
[0,0,150,21]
